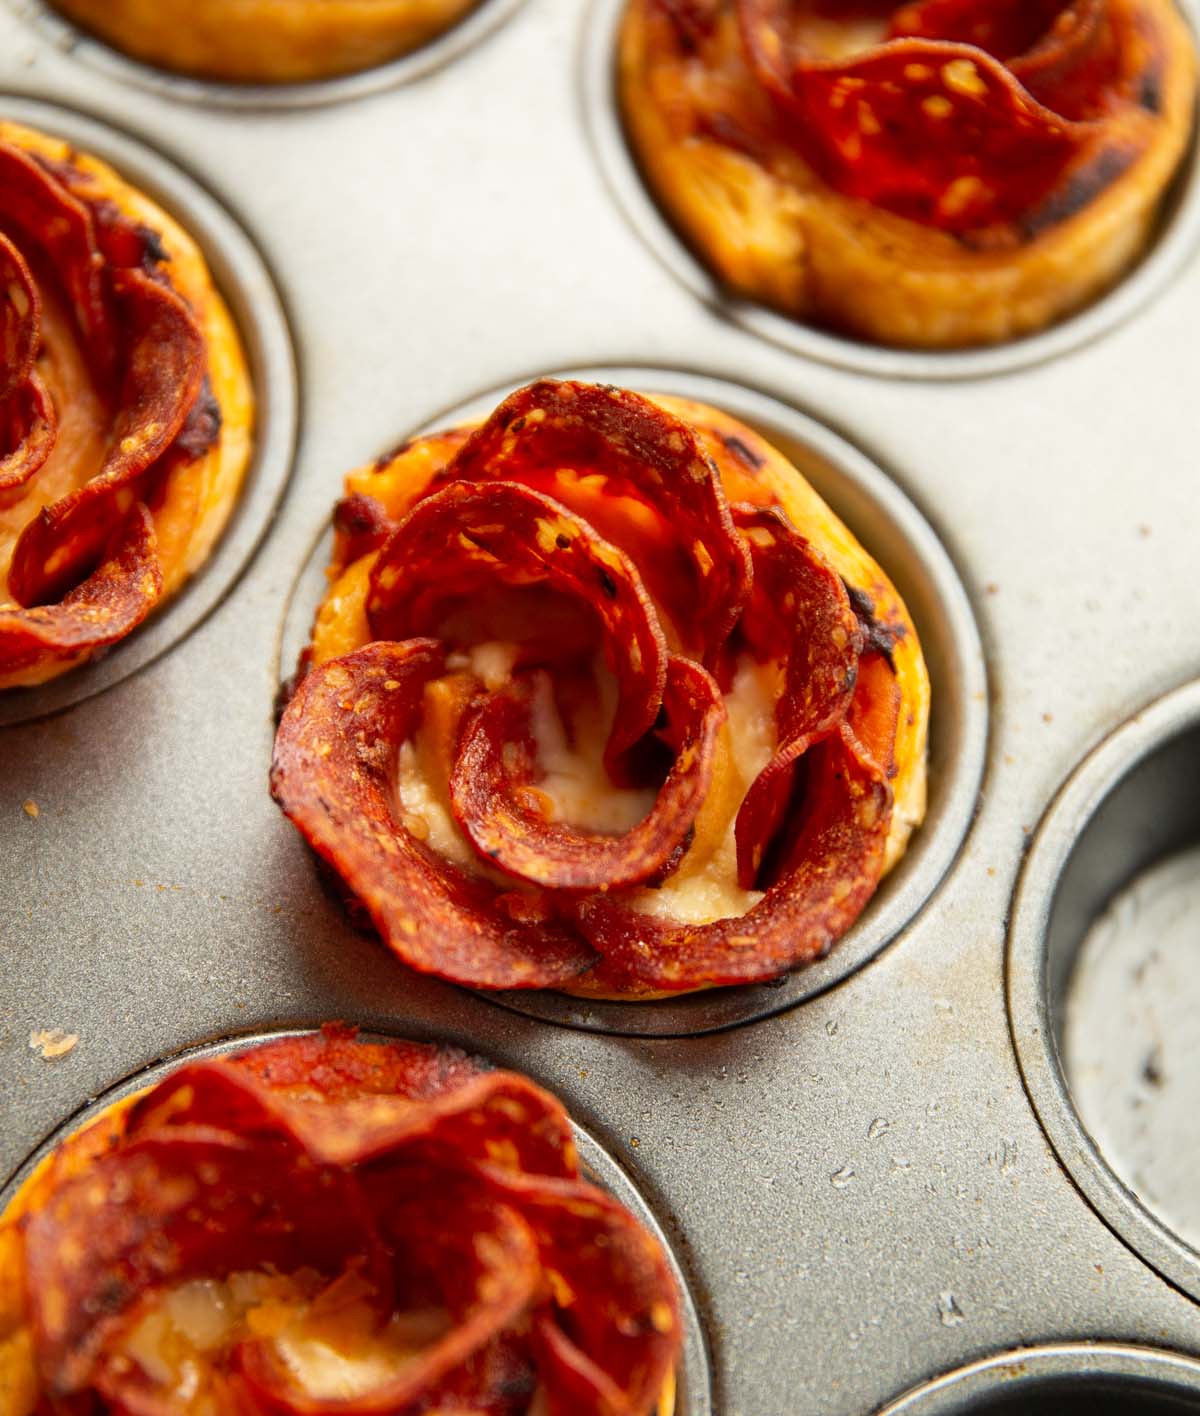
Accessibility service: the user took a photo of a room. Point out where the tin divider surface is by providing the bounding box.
[275,367,986,1037]
[874,1344,1200,1414]
[4,0,531,110]
[3,0,1200,1411]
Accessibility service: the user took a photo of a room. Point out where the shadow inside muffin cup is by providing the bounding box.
[1009,679,1200,1305]
[0,1024,713,1416]
[0,95,298,729]
[580,0,1200,382]
[6,0,531,110]
[277,367,988,1039]
[874,1344,1200,1414]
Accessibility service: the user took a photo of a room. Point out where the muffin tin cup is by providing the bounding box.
[4,1,1200,1410]
[1,1024,713,1416]
[876,1344,1200,1413]
[0,95,298,728]
[6,0,531,110]
[1009,678,1200,1306]
[278,365,988,1038]
[581,0,1200,382]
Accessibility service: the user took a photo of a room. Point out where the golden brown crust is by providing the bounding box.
[619,0,1197,348]
[0,121,253,690]
[49,0,484,83]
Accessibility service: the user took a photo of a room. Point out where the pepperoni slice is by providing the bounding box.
[442,379,752,664]
[7,268,204,608]
[0,504,163,675]
[731,505,863,889]
[449,655,725,892]
[366,479,669,763]
[576,724,893,990]
[712,0,1163,231]
[270,639,598,989]
[0,128,235,686]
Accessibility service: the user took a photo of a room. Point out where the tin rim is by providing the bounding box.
[0,95,298,728]
[875,1343,1200,1412]
[1008,678,1200,1306]
[5,0,530,111]
[580,0,1200,383]
[276,365,988,1039]
[0,1023,712,1416]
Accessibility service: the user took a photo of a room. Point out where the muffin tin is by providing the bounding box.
[2,1,1200,1412]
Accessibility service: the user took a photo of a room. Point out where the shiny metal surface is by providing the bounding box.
[2,1,1200,1412]
[874,1344,1200,1413]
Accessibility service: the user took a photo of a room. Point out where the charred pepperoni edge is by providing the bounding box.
[128,1056,579,1179]
[485,1168,682,1416]
[687,0,1155,233]
[19,1027,680,1416]
[574,723,894,991]
[731,505,863,889]
[366,479,670,765]
[269,639,598,989]
[449,654,726,892]
[8,267,205,608]
[0,224,55,504]
[0,135,214,671]
[0,504,163,674]
[439,379,752,666]
[25,1129,394,1397]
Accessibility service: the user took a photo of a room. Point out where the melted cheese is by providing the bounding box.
[399,648,780,924]
[630,657,778,925]
[527,668,657,834]
[118,1271,449,1410]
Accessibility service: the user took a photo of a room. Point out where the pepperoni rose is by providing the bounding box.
[0,1026,681,1416]
[619,0,1196,346]
[0,121,252,691]
[272,381,929,998]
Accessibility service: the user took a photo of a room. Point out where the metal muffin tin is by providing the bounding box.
[2,1,1200,1412]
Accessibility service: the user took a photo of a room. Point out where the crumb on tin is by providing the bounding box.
[29,1029,78,1060]
[22,799,39,818]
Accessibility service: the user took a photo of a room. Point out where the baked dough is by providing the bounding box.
[620,0,1197,347]
[48,0,484,83]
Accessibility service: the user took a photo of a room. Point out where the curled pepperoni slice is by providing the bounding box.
[271,639,598,989]
[449,655,725,892]
[441,379,752,664]
[712,0,1162,231]
[366,479,669,763]
[576,724,894,991]
[7,1027,682,1416]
